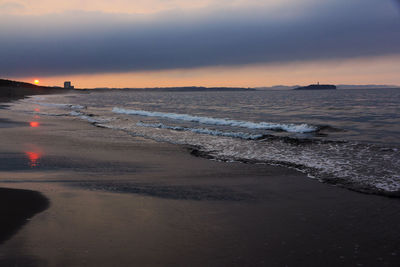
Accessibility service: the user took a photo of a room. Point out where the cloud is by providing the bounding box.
[0,0,399,77]
[395,0,400,10]
[0,1,26,13]
[0,0,308,15]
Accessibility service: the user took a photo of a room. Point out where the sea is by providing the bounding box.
[10,88,400,196]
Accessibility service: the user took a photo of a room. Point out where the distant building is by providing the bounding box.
[64,81,74,89]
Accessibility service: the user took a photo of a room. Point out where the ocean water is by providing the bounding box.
[10,88,400,196]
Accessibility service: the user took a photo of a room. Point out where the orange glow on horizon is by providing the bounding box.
[15,55,400,88]
[24,55,400,88]
[30,121,40,127]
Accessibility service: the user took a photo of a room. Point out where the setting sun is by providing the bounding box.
[34,79,39,84]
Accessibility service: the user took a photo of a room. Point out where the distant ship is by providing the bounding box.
[294,82,336,90]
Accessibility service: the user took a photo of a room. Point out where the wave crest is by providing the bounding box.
[113,107,317,133]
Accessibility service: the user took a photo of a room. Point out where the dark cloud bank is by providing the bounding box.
[1,0,399,77]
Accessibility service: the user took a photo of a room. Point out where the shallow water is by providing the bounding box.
[9,88,400,195]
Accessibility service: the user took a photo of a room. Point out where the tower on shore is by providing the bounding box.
[64,81,74,89]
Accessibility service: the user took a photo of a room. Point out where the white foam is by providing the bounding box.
[136,122,263,140]
[70,111,104,123]
[112,119,400,194]
[32,101,86,110]
[113,108,317,133]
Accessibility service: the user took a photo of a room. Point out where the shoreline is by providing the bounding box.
[0,87,60,245]
[0,89,400,266]
[189,146,400,198]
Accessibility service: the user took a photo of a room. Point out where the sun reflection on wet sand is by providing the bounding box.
[25,151,41,168]
[30,121,40,127]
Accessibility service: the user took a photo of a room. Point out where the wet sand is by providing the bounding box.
[0,95,400,266]
[0,89,55,245]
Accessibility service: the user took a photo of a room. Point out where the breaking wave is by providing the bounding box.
[69,111,104,124]
[136,122,264,140]
[32,101,86,110]
[112,107,317,133]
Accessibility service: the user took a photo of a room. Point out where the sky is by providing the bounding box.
[1,0,400,88]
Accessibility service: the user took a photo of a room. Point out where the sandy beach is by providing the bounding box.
[0,91,400,266]
[2,0,399,265]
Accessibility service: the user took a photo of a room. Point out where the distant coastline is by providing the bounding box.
[294,83,337,90]
[85,86,255,92]
[0,78,70,101]
[2,78,400,93]
[257,84,400,90]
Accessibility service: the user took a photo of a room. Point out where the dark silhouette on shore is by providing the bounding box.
[0,188,49,244]
[0,79,70,101]
[294,83,337,90]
